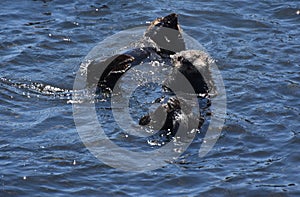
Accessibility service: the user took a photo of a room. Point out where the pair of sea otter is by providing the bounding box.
[87,13,213,138]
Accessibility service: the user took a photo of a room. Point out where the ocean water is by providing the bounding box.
[0,0,299,196]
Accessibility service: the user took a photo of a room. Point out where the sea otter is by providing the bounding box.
[86,13,212,139]
[86,13,208,94]
[139,96,204,139]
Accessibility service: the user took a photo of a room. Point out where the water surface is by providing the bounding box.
[0,0,299,196]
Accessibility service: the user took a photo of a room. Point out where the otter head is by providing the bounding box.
[145,13,185,54]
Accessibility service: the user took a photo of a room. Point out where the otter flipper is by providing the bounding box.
[145,13,185,54]
[99,54,135,89]
[86,54,134,89]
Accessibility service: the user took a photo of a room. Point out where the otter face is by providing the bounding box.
[170,50,216,95]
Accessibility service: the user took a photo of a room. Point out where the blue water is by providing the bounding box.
[1,0,299,196]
